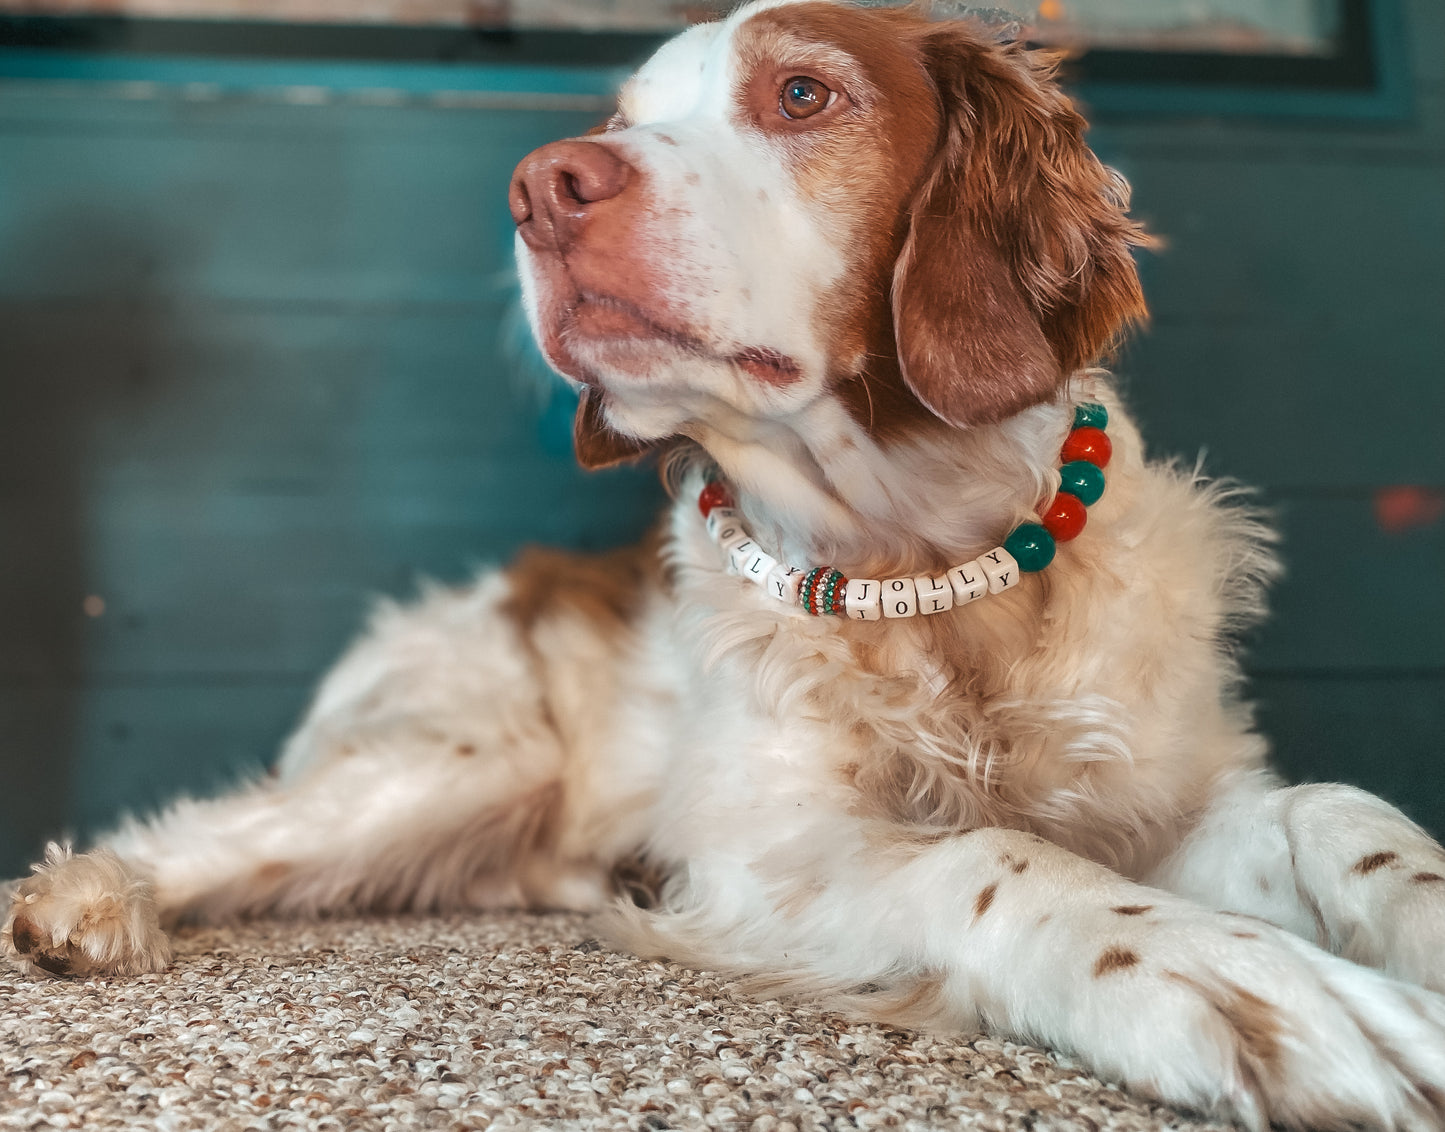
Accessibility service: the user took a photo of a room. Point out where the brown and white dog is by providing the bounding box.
[7,2,1445,1126]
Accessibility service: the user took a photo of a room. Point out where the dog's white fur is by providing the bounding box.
[8,2,1445,1127]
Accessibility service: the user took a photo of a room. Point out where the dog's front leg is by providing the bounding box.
[1145,769,1445,991]
[730,826,1445,1129]
[1,737,600,979]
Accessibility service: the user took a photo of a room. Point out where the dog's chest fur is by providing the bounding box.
[573,390,1274,893]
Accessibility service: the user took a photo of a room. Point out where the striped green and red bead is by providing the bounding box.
[802,567,848,616]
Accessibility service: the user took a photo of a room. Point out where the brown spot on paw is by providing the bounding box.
[9,912,40,955]
[254,861,291,883]
[973,882,998,918]
[455,743,476,756]
[1093,946,1140,977]
[1166,972,1282,1073]
[1218,984,1281,1071]
[1111,904,1153,916]
[999,853,1029,874]
[1413,872,1445,885]
[1353,851,1401,875]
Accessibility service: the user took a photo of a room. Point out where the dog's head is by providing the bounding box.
[511,0,1147,470]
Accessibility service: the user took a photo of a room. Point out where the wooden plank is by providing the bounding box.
[0,680,313,877]
[1252,673,1445,839]
[1116,159,1445,325]
[1248,496,1445,672]
[1088,87,1445,160]
[0,687,83,878]
[0,301,664,680]
[0,99,602,306]
[0,302,576,490]
[1406,0,1445,88]
[1119,321,1445,487]
[66,470,661,678]
[0,470,664,679]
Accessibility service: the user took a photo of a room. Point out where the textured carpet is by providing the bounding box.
[0,913,1226,1130]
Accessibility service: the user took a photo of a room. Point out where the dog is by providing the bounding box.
[7,1,1445,1126]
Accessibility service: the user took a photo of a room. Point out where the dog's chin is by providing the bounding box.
[529,291,691,387]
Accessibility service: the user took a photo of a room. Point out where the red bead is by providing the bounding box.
[1039,492,1088,542]
[1060,427,1112,468]
[698,481,733,517]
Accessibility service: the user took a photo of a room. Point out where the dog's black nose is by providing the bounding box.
[510,141,634,253]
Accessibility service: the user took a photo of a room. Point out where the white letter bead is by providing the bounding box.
[948,560,989,605]
[914,575,953,615]
[844,578,882,621]
[706,509,740,540]
[727,538,761,574]
[881,577,918,618]
[716,528,750,558]
[767,564,807,604]
[979,546,1020,593]
[740,548,778,586]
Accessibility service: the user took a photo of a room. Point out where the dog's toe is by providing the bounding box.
[8,910,40,955]
[7,913,77,978]
[3,844,171,979]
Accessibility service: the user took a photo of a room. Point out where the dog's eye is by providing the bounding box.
[779,76,831,120]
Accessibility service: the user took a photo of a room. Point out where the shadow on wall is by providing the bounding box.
[0,208,191,871]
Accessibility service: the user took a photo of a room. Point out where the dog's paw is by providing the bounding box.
[1102,916,1445,1131]
[2,843,171,978]
[1362,870,1445,994]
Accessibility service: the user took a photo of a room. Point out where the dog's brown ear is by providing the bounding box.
[573,387,656,469]
[893,24,1149,427]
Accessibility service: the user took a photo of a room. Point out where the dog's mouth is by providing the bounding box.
[551,289,803,389]
[733,347,802,386]
[566,291,704,364]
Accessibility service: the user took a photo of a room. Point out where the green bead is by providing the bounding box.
[1003,522,1056,573]
[1073,402,1108,430]
[1059,460,1106,506]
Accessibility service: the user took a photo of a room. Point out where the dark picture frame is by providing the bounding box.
[0,0,1412,120]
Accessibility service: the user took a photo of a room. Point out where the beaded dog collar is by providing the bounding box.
[698,403,1111,621]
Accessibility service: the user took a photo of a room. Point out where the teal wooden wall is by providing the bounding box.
[1087,1,1444,820]
[1,5,1442,877]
